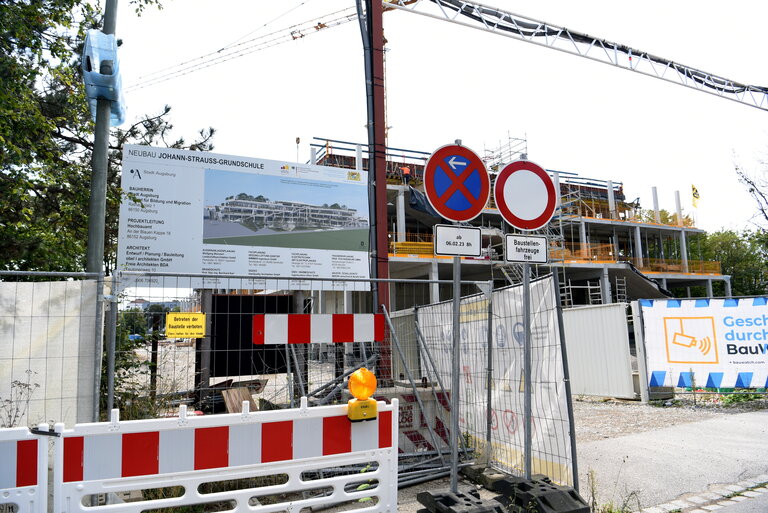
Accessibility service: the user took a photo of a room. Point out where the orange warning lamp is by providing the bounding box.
[347,367,377,422]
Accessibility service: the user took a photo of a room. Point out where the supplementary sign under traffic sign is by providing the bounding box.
[505,234,548,263]
[434,224,482,257]
[494,160,557,231]
[424,144,490,222]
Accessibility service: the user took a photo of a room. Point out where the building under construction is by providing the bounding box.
[310,136,730,308]
[206,196,368,231]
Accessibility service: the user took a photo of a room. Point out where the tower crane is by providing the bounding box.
[383,0,768,111]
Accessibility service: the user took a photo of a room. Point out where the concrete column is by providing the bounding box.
[634,225,644,268]
[674,190,684,226]
[429,260,440,303]
[396,188,406,242]
[579,220,588,258]
[356,144,363,171]
[660,278,667,290]
[310,147,317,165]
[724,277,732,298]
[706,280,713,297]
[553,171,562,210]
[601,266,612,304]
[652,187,660,223]
[607,180,616,219]
[680,228,689,273]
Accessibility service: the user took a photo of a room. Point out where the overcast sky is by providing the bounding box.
[115,0,768,233]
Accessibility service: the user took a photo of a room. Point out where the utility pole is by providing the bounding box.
[85,0,118,273]
[362,0,391,381]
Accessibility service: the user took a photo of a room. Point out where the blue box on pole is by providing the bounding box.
[82,29,125,126]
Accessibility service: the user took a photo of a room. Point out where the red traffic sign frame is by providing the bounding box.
[423,144,490,222]
[494,160,556,231]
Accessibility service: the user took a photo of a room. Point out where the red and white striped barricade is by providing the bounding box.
[52,397,398,513]
[0,424,49,513]
[252,314,386,344]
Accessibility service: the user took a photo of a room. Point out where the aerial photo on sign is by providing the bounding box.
[117,145,370,289]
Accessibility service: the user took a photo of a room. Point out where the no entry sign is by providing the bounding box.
[494,160,557,231]
[424,144,490,222]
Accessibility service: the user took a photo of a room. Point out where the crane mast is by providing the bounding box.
[384,0,768,112]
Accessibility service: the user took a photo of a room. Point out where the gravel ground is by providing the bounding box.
[393,394,768,513]
[573,394,768,443]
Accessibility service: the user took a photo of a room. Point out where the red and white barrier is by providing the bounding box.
[253,314,385,345]
[0,424,49,513]
[53,398,398,513]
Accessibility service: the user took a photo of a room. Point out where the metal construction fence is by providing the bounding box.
[0,269,578,489]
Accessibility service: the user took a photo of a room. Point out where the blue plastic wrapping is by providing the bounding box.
[81,29,125,126]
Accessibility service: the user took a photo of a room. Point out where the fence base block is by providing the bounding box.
[416,489,505,513]
[491,476,589,513]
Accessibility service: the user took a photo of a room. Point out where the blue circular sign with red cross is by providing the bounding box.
[423,144,490,222]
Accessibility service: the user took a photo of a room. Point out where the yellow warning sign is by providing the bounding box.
[166,313,206,338]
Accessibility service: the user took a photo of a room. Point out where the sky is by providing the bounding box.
[115,0,768,234]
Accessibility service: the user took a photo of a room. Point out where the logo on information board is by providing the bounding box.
[663,316,718,364]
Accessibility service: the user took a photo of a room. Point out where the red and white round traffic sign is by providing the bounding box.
[423,144,490,222]
[494,160,556,231]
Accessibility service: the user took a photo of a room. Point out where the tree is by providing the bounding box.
[736,164,768,227]
[700,230,767,297]
[637,208,694,227]
[0,0,214,274]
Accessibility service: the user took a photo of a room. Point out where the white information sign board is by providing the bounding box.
[640,298,768,389]
[118,145,370,289]
[434,225,482,257]
[504,234,548,263]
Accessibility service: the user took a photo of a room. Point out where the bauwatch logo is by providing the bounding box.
[663,316,719,364]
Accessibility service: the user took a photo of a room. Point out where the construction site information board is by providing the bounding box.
[117,145,370,290]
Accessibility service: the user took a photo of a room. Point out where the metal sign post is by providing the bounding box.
[494,159,557,479]
[433,223,483,492]
[425,143,490,493]
[522,262,532,479]
[450,254,461,492]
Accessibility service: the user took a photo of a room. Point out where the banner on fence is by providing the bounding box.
[641,298,768,389]
[416,277,572,484]
[118,145,371,290]
[0,280,97,427]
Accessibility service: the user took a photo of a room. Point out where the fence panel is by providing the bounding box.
[415,276,574,485]
[0,275,99,427]
[52,398,398,513]
[0,424,49,513]
[562,303,635,399]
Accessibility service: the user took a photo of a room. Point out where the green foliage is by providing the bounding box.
[235,193,268,202]
[1,0,215,274]
[636,208,693,227]
[699,229,767,296]
[122,307,148,335]
[721,392,763,405]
